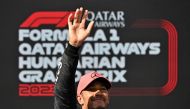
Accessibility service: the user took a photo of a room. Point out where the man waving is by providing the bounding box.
[54,7,111,109]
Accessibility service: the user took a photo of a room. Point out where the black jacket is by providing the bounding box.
[54,43,80,109]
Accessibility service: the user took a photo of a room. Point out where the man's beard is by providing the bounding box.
[88,106,106,109]
[87,95,108,109]
[88,101,107,109]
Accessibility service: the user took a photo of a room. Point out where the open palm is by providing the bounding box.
[68,7,94,47]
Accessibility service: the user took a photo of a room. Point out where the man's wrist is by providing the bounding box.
[69,41,82,48]
[65,42,80,57]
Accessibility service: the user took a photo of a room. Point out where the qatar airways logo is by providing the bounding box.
[87,11,126,28]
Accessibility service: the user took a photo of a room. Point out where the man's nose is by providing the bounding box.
[94,89,102,96]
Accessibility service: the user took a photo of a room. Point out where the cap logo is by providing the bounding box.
[91,72,102,78]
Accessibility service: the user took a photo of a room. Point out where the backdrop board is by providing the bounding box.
[0,0,190,109]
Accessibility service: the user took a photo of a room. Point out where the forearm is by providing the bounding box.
[54,43,80,109]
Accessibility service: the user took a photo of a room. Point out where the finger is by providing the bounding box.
[78,7,83,22]
[80,10,88,28]
[73,8,80,24]
[86,21,94,35]
[68,13,73,28]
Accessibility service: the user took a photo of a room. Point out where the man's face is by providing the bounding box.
[77,80,109,109]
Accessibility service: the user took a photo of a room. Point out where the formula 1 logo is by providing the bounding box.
[20,11,73,28]
[18,11,178,97]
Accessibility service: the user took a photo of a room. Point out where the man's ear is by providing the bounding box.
[77,94,84,105]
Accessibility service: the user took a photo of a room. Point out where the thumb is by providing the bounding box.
[86,21,94,35]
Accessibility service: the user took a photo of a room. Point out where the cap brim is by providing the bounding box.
[83,77,111,91]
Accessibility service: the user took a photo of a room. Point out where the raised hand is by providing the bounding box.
[68,7,94,47]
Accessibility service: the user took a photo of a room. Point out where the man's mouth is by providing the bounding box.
[93,96,104,101]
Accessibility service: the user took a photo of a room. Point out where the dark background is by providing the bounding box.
[1,0,190,109]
